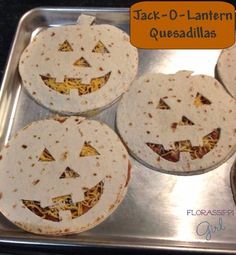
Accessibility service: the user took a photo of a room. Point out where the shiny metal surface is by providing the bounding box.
[0,7,236,253]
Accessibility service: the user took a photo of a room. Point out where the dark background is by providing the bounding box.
[0,0,235,254]
[0,0,136,83]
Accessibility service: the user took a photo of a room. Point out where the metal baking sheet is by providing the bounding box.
[0,7,236,253]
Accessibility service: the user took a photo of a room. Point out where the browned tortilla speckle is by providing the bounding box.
[19,15,138,114]
[0,115,131,235]
[117,71,236,174]
[32,179,40,185]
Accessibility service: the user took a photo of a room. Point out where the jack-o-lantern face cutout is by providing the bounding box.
[22,180,104,222]
[22,144,103,223]
[0,117,131,235]
[117,71,236,174]
[40,39,112,96]
[19,14,138,114]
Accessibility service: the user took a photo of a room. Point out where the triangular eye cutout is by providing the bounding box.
[58,40,73,52]
[79,142,100,157]
[73,57,91,67]
[157,98,170,110]
[178,116,195,126]
[39,148,55,162]
[60,167,80,179]
[194,92,211,107]
[92,41,109,53]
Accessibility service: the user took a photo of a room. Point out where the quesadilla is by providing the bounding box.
[19,14,138,114]
[217,43,236,99]
[0,116,131,235]
[116,71,236,174]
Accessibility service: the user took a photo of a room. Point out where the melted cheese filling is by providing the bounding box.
[146,128,221,162]
[22,180,104,222]
[40,72,111,95]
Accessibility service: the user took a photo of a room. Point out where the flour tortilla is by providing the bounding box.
[0,116,131,235]
[217,43,236,99]
[116,71,236,174]
[19,15,138,114]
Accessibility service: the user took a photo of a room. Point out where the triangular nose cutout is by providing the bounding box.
[73,57,91,67]
[178,116,195,126]
[60,167,80,179]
